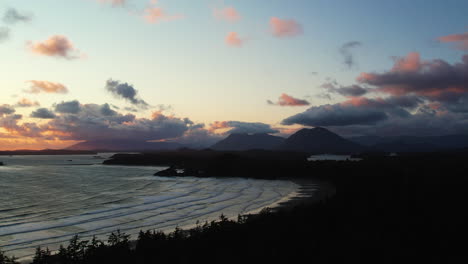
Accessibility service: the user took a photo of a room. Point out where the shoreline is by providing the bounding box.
[12,177,328,264]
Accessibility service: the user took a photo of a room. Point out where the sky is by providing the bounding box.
[0,0,467,150]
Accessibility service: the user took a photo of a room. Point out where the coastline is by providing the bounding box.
[12,177,324,264]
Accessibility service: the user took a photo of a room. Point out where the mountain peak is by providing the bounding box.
[280,127,363,154]
[211,133,285,151]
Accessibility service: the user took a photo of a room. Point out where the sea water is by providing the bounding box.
[0,154,299,260]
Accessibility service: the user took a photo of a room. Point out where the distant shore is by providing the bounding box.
[0,150,97,156]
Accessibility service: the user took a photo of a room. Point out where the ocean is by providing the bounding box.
[0,154,299,260]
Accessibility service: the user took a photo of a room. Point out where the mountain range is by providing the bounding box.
[65,128,468,154]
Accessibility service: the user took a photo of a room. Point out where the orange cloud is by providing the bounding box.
[225,32,244,47]
[269,17,303,38]
[208,121,230,133]
[16,98,40,107]
[438,32,468,50]
[28,35,82,59]
[214,7,241,22]
[26,80,68,94]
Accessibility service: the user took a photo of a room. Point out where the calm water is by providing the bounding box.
[0,154,299,259]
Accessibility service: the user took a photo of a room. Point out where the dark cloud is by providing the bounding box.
[330,111,468,137]
[100,103,118,116]
[30,108,56,119]
[54,100,81,114]
[358,54,468,102]
[315,93,332,100]
[0,27,10,43]
[0,104,15,116]
[105,79,149,107]
[3,8,33,24]
[0,114,42,138]
[339,41,362,69]
[283,53,468,136]
[324,83,368,97]
[282,103,388,126]
[43,103,193,141]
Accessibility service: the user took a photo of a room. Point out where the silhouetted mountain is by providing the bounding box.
[348,134,468,152]
[347,136,384,147]
[211,133,285,151]
[280,127,364,154]
[67,140,182,152]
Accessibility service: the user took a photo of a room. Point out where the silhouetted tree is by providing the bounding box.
[32,247,51,264]
[0,249,18,264]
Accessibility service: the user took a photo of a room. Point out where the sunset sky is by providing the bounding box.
[0,0,467,150]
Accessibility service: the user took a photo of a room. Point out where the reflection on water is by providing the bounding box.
[0,154,299,260]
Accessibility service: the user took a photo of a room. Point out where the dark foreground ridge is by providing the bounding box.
[2,152,467,263]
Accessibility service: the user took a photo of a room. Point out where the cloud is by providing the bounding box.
[100,103,118,116]
[282,103,388,127]
[142,1,183,24]
[438,32,468,50]
[15,98,40,107]
[225,32,244,47]
[269,17,303,38]
[324,83,368,97]
[54,100,81,114]
[213,7,241,22]
[209,121,278,134]
[28,35,82,59]
[26,80,68,94]
[357,53,468,103]
[391,52,422,72]
[283,52,468,137]
[105,79,148,107]
[339,41,362,68]
[31,108,56,119]
[3,8,33,24]
[268,93,310,106]
[44,103,193,141]
[0,105,15,116]
[0,27,10,43]
[96,0,126,7]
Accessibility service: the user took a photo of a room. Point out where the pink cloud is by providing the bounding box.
[438,32,468,50]
[143,7,183,23]
[214,7,241,22]
[28,35,81,59]
[26,80,68,94]
[269,17,303,38]
[357,54,468,102]
[268,93,310,106]
[142,1,183,24]
[225,32,244,47]
[392,52,422,72]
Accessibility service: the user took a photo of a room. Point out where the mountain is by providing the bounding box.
[211,133,285,151]
[66,140,182,152]
[280,127,364,154]
[348,134,468,152]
